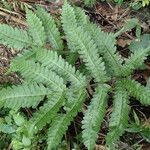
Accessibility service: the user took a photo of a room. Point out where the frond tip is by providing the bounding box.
[0,83,52,109]
[26,9,46,46]
[82,85,110,150]
[106,85,130,148]
[35,6,64,50]
[0,24,33,49]
[121,79,150,105]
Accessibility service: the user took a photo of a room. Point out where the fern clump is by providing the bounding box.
[0,3,150,150]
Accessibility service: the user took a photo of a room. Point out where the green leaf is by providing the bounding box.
[121,79,150,105]
[0,83,52,109]
[26,9,46,46]
[10,60,66,92]
[28,92,65,131]
[36,49,87,88]
[133,110,140,125]
[146,77,150,90]
[122,47,150,76]
[61,3,109,83]
[84,0,96,6]
[47,89,86,149]
[115,19,139,37]
[13,113,25,126]
[74,7,88,25]
[35,6,63,50]
[0,24,33,49]
[82,85,110,150]
[22,136,31,146]
[106,85,130,148]
[61,3,78,53]
[84,23,123,76]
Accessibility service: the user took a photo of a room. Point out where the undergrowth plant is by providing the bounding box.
[0,3,150,150]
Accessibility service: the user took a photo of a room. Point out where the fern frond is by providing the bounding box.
[47,89,86,149]
[68,6,88,63]
[10,60,66,92]
[28,92,65,131]
[0,24,33,49]
[26,9,46,46]
[35,7,63,50]
[61,3,78,53]
[74,7,88,25]
[47,115,67,150]
[61,3,77,34]
[67,26,109,83]
[36,49,87,88]
[82,85,110,150]
[122,47,150,76]
[84,23,123,76]
[0,83,52,109]
[121,79,150,105]
[61,4,109,83]
[106,85,130,148]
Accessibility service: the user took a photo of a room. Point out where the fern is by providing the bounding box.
[84,22,123,76]
[82,85,110,150]
[62,3,109,83]
[35,7,63,50]
[61,3,78,53]
[0,24,33,49]
[36,49,87,88]
[26,9,46,47]
[0,3,149,150]
[106,85,130,148]
[121,79,150,105]
[9,60,66,92]
[122,47,150,76]
[74,7,88,25]
[28,92,65,131]
[10,49,36,62]
[0,83,52,109]
[70,6,123,77]
[47,89,86,149]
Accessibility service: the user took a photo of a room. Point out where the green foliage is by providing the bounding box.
[106,85,130,148]
[0,3,150,150]
[121,79,150,105]
[84,22,122,76]
[28,92,65,131]
[0,83,52,109]
[62,3,109,83]
[35,7,64,50]
[47,89,86,149]
[82,85,110,150]
[0,24,33,49]
[26,9,46,47]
